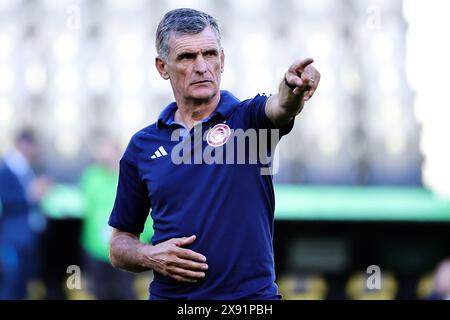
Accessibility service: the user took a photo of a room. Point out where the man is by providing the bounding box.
[0,130,50,299]
[80,136,136,299]
[80,135,153,299]
[108,8,320,300]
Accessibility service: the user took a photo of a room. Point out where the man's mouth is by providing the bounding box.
[192,80,212,85]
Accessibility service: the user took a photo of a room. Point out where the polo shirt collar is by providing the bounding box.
[157,90,240,129]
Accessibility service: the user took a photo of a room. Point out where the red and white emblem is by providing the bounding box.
[206,123,231,147]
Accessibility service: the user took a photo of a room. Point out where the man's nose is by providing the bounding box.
[194,55,207,74]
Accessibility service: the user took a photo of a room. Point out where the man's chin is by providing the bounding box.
[188,88,218,101]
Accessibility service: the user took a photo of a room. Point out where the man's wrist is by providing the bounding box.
[137,243,154,270]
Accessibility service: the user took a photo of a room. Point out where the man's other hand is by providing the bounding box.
[141,235,209,283]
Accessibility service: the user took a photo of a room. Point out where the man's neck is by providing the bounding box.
[174,92,221,130]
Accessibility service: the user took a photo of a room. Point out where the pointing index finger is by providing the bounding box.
[293,58,314,73]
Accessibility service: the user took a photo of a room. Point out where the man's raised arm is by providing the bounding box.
[265,58,321,128]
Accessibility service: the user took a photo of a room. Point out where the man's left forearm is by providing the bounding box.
[278,75,307,116]
[265,81,305,128]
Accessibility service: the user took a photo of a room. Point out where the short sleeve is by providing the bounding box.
[108,158,151,234]
[241,93,295,137]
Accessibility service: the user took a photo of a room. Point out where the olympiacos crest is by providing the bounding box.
[206,123,231,147]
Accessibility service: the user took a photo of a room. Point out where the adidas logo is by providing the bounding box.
[151,146,168,159]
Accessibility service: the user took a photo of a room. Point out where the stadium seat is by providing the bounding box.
[278,273,328,300]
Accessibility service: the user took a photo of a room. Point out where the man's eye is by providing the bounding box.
[179,54,194,60]
[201,50,217,58]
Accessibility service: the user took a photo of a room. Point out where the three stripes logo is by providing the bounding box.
[151,146,168,159]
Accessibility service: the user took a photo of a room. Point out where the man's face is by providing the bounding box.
[156,26,224,102]
[17,139,37,162]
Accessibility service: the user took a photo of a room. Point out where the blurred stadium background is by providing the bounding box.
[0,0,449,300]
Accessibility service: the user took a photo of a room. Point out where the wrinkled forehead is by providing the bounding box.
[168,27,221,55]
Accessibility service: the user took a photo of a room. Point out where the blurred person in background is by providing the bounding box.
[79,135,138,299]
[428,258,450,300]
[108,8,320,299]
[0,129,51,299]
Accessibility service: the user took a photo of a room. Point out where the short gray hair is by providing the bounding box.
[156,8,221,61]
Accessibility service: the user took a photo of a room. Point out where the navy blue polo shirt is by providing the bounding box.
[109,90,294,299]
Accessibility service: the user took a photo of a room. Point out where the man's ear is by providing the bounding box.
[155,57,170,80]
[220,49,225,73]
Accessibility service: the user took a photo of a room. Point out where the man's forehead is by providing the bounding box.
[169,28,220,54]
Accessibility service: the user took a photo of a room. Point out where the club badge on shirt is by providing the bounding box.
[206,123,231,147]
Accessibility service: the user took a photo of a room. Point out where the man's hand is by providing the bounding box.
[285,58,320,101]
[109,229,208,283]
[266,57,321,128]
[141,235,208,283]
